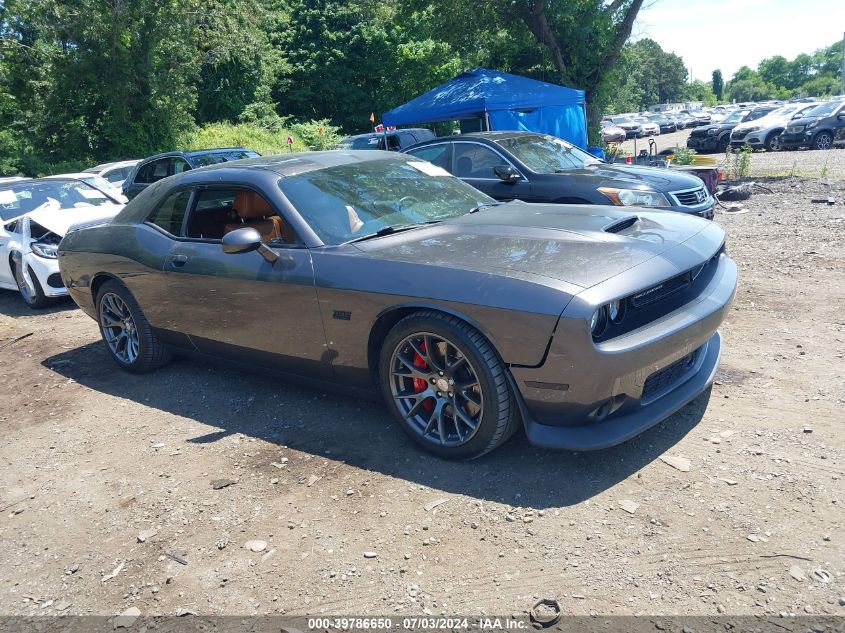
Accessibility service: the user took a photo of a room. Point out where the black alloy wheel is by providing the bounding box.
[380,311,519,459]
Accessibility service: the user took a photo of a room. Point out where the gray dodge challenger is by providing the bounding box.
[57,151,737,459]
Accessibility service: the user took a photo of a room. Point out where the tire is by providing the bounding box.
[812,132,833,151]
[12,260,55,309]
[378,311,519,460]
[95,279,172,373]
[716,135,730,153]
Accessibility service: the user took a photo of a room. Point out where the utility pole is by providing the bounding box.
[841,32,844,94]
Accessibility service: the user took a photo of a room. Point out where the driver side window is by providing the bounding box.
[453,144,508,179]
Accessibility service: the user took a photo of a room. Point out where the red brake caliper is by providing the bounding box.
[412,341,435,411]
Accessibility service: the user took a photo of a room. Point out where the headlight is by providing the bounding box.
[806,120,818,130]
[597,187,671,208]
[31,242,58,259]
[590,306,608,337]
[707,128,717,136]
[745,126,760,133]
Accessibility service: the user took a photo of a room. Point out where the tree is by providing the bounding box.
[758,55,791,89]
[686,80,717,106]
[711,69,723,100]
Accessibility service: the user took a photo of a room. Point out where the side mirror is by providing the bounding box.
[494,165,521,182]
[838,113,845,120]
[222,227,263,254]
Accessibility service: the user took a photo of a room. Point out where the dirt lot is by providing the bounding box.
[0,174,843,620]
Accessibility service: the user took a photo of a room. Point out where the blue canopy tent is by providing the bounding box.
[382,68,588,148]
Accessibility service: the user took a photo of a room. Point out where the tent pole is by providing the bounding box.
[484,111,491,132]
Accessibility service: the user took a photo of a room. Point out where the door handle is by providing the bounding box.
[167,254,188,268]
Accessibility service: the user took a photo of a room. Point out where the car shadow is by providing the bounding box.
[0,291,75,318]
[41,342,709,509]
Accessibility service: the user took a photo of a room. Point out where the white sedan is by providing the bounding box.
[0,178,123,308]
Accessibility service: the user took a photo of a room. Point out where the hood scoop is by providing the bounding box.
[603,215,639,234]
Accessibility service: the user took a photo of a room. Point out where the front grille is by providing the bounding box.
[671,187,708,207]
[629,270,692,308]
[642,349,699,401]
[732,130,748,140]
[689,129,707,138]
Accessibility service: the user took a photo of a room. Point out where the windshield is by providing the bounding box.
[0,179,113,222]
[279,158,493,246]
[722,111,748,124]
[804,100,842,118]
[494,135,597,173]
[338,136,381,150]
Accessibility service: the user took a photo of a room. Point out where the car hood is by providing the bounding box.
[27,203,123,236]
[562,163,704,194]
[357,203,719,289]
[788,116,821,127]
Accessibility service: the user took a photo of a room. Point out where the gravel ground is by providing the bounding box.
[0,178,843,620]
[616,129,845,180]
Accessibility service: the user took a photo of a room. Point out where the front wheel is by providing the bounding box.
[379,311,519,459]
[813,132,833,151]
[765,132,781,152]
[13,260,54,309]
[716,136,730,153]
[96,280,172,373]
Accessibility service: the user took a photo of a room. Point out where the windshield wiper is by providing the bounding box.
[344,222,439,244]
[468,202,505,214]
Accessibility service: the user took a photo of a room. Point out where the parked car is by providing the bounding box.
[337,128,435,152]
[687,105,778,154]
[634,118,661,136]
[0,178,124,307]
[680,110,711,127]
[84,160,140,188]
[602,117,643,138]
[778,99,845,151]
[729,102,821,151]
[404,132,715,219]
[46,173,128,204]
[648,115,677,134]
[57,151,736,458]
[600,125,627,144]
[123,148,260,200]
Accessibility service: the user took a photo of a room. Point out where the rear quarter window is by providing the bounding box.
[146,189,192,236]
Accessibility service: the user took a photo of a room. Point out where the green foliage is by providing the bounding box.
[685,80,717,106]
[670,146,696,166]
[724,145,752,180]
[290,119,343,151]
[726,42,844,101]
[181,122,297,155]
[711,69,723,100]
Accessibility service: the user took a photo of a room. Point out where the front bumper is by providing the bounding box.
[779,131,811,149]
[512,248,737,451]
[686,136,719,152]
[23,252,67,298]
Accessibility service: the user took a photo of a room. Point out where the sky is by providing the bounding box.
[633,0,845,82]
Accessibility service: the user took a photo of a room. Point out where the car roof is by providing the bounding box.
[180,150,410,179]
[342,129,431,140]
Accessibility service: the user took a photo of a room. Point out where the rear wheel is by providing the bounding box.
[379,311,519,459]
[716,136,730,153]
[813,132,833,151]
[13,260,54,309]
[96,280,172,373]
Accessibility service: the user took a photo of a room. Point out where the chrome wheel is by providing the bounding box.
[100,292,139,364]
[389,332,483,447]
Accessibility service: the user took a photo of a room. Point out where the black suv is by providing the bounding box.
[123,148,260,200]
[687,105,778,153]
[404,132,715,218]
[779,100,845,151]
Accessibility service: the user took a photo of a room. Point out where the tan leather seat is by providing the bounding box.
[224,191,288,243]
